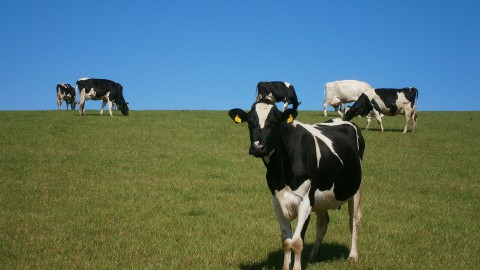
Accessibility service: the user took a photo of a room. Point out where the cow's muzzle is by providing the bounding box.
[249,141,268,157]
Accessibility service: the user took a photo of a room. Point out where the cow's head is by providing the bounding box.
[117,102,129,116]
[228,98,297,158]
[342,93,373,121]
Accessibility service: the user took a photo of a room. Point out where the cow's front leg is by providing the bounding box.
[107,100,113,116]
[273,198,293,270]
[291,197,311,270]
[336,105,344,117]
[78,98,86,116]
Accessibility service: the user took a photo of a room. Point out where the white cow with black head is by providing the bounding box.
[323,80,376,117]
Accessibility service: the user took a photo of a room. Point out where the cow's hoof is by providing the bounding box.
[348,255,358,263]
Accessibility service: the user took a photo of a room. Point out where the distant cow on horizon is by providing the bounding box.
[257,81,301,111]
[343,87,419,133]
[56,83,77,110]
[76,78,129,116]
[323,80,376,117]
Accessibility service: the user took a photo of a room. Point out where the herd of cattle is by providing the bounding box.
[227,80,419,269]
[57,78,418,134]
[57,78,418,268]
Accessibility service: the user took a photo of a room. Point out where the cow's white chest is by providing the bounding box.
[312,185,346,211]
[273,180,311,221]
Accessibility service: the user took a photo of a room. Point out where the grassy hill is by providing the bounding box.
[1,110,479,269]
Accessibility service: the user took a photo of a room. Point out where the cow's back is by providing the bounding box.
[258,81,290,97]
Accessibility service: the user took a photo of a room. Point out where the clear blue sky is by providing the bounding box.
[0,1,479,111]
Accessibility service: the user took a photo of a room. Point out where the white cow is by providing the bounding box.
[323,80,376,117]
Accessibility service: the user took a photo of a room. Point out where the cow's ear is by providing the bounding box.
[228,109,248,124]
[282,109,298,124]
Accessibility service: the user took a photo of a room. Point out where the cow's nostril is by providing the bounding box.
[255,144,265,151]
[252,141,265,151]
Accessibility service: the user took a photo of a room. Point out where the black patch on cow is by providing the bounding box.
[313,123,363,201]
[342,93,373,121]
[374,88,418,115]
[57,84,75,98]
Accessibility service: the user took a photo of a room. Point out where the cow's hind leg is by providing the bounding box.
[365,115,372,130]
[308,210,329,262]
[403,107,413,133]
[100,100,107,116]
[373,110,384,132]
[348,186,362,262]
[412,110,418,133]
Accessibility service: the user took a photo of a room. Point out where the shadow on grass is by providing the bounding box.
[239,242,350,270]
[364,127,407,133]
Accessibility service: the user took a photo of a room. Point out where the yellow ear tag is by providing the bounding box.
[234,115,242,123]
[287,114,294,124]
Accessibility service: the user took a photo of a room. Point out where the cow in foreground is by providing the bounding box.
[228,96,364,270]
[323,80,376,117]
[343,88,418,133]
[56,83,77,110]
[257,81,301,111]
[76,78,129,116]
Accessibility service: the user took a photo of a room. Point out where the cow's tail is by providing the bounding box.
[324,83,327,100]
[412,87,419,113]
[323,83,329,115]
[414,88,419,119]
[75,82,80,105]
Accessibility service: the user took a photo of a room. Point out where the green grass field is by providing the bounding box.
[1,110,479,269]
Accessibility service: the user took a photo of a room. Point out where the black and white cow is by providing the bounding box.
[76,78,129,116]
[257,81,301,111]
[343,88,418,133]
[228,97,364,270]
[56,83,77,110]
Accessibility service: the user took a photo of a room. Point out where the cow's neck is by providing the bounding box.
[263,123,302,194]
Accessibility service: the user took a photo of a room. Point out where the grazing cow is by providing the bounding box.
[56,83,77,110]
[323,80,376,117]
[343,88,418,133]
[76,78,129,116]
[257,81,301,111]
[228,97,364,270]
